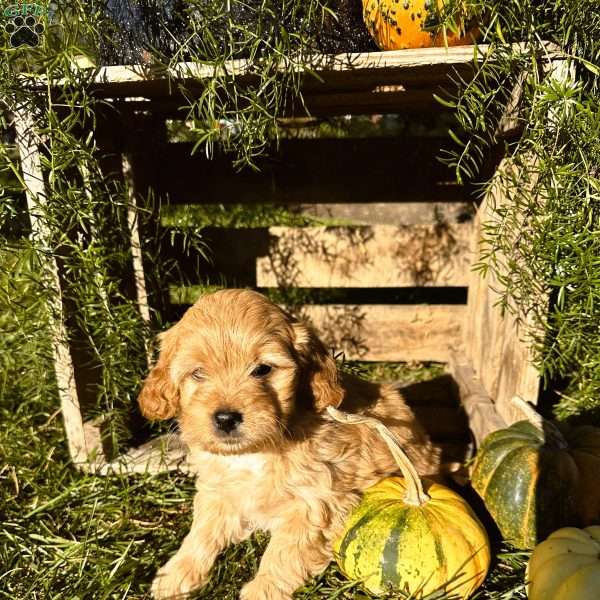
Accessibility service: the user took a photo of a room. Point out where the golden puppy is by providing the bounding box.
[139,289,440,600]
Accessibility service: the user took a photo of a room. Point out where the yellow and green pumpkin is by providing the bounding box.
[329,407,490,599]
[334,476,490,598]
[471,403,600,550]
[527,526,600,600]
[362,0,478,51]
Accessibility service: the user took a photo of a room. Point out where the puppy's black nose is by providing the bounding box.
[213,410,243,434]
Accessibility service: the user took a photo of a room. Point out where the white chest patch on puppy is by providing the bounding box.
[192,450,268,477]
[224,453,267,476]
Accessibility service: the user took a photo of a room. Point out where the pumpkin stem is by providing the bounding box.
[326,406,430,506]
[510,396,544,428]
[510,396,568,448]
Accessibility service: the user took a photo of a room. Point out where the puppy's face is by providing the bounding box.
[172,299,300,455]
[138,290,343,455]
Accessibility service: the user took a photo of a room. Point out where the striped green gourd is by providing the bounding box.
[328,407,491,599]
[471,397,600,549]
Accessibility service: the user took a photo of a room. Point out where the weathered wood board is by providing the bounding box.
[257,223,473,288]
[459,56,571,427]
[14,109,89,467]
[448,351,507,446]
[85,46,488,101]
[463,160,541,425]
[293,202,474,226]
[299,304,464,362]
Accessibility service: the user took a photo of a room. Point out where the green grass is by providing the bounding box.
[339,362,446,386]
[0,351,529,599]
[159,201,356,229]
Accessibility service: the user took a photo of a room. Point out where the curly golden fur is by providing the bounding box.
[139,289,441,600]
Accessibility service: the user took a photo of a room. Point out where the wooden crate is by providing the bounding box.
[15,45,564,474]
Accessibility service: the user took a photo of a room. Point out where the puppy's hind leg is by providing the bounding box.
[152,492,251,599]
[240,520,330,600]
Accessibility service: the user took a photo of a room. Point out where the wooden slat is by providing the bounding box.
[463,160,541,425]
[494,311,541,424]
[298,304,464,362]
[91,433,191,476]
[14,108,89,467]
[149,137,468,205]
[84,46,491,99]
[448,351,507,446]
[257,223,473,288]
[462,57,571,425]
[122,154,153,367]
[294,202,474,226]
[159,218,473,289]
[75,44,561,101]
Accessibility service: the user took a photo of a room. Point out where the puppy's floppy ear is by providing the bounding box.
[138,328,180,420]
[293,322,344,411]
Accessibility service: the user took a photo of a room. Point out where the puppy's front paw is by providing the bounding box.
[151,557,204,599]
[240,575,291,600]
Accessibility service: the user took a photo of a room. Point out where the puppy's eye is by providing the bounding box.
[250,364,272,378]
[191,368,205,381]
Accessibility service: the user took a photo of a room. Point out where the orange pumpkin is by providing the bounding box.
[362,0,478,51]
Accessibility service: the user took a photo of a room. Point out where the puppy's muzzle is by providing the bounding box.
[213,410,243,435]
